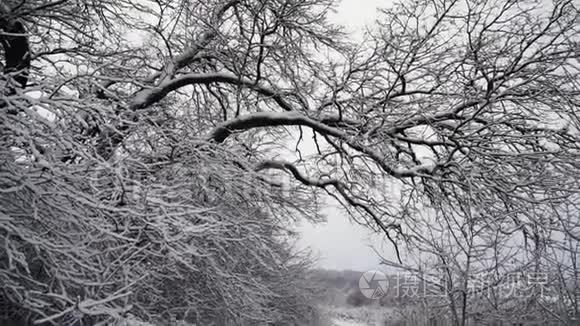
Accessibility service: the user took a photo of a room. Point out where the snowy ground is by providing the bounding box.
[332,319,370,326]
[323,305,395,326]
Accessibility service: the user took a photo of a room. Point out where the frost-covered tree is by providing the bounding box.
[0,0,329,324]
[371,1,579,325]
[379,204,579,325]
[1,0,578,324]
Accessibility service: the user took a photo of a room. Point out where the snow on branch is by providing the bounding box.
[130,72,297,112]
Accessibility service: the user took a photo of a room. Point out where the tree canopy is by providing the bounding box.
[0,0,578,324]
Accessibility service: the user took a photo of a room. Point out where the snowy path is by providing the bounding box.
[331,318,371,326]
[332,319,369,326]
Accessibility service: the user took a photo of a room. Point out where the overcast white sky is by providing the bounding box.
[297,0,396,272]
[331,0,391,35]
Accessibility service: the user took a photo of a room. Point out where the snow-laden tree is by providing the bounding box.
[1,0,578,324]
[379,203,579,325]
[1,143,321,325]
[1,0,328,324]
[371,1,579,325]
